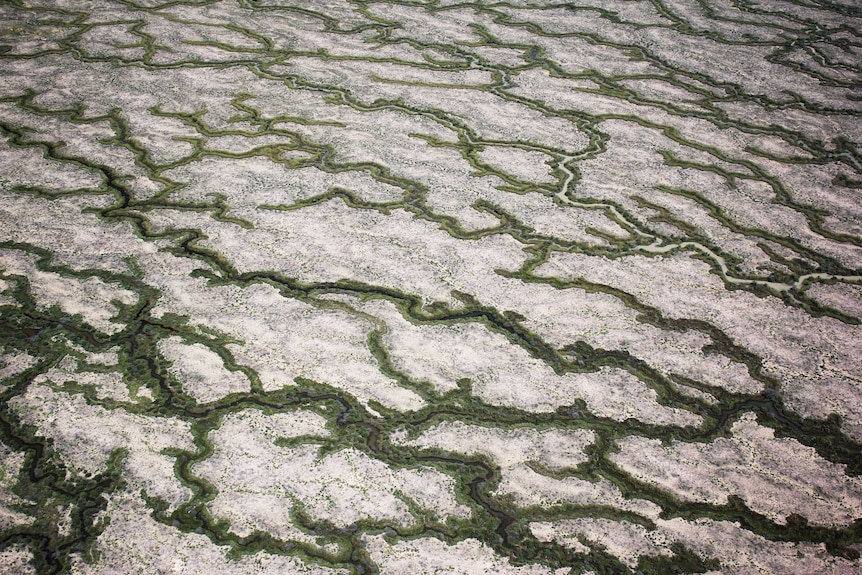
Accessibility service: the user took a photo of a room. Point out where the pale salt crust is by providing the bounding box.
[612,413,862,527]
[0,248,137,335]
[366,3,488,45]
[0,441,32,531]
[398,421,595,469]
[480,186,632,245]
[240,78,456,145]
[272,104,517,232]
[168,0,372,34]
[0,93,748,424]
[396,419,661,517]
[76,23,146,61]
[163,157,406,207]
[9,384,193,508]
[0,2,858,573]
[0,545,36,575]
[0,350,38,382]
[55,337,120,366]
[287,56,590,153]
[496,466,661,519]
[0,190,159,275]
[505,74,862,267]
[157,336,251,403]
[536,251,862,439]
[0,139,102,192]
[532,518,670,569]
[159,1,429,64]
[476,277,758,398]
[168,141,626,245]
[72,491,348,575]
[0,103,157,199]
[362,534,571,575]
[805,282,862,319]
[25,193,424,414]
[145,268,425,412]
[398,423,659,516]
[191,408,334,546]
[143,192,747,416]
[0,277,15,307]
[531,516,862,575]
[495,7,853,108]
[476,146,557,184]
[80,346,119,367]
[33,356,133,403]
[142,200,527,308]
[356,298,700,426]
[193,408,470,535]
[571,118,862,269]
[55,504,74,539]
[200,133,300,156]
[714,100,862,154]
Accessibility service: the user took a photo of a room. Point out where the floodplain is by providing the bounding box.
[1,0,861,574]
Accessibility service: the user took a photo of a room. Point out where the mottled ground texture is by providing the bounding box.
[1,1,861,574]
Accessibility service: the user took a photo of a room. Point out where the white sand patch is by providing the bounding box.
[163,157,405,208]
[399,421,594,470]
[536,250,862,439]
[395,420,659,518]
[9,384,193,508]
[477,146,556,184]
[534,516,862,575]
[34,355,133,402]
[158,336,251,403]
[72,491,347,575]
[0,441,32,531]
[0,139,102,192]
[0,349,38,382]
[289,56,589,153]
[0,277,15,307]
[358,298,700,426]
[499,465,661,518]
[0,190,159,275]
[145,272,424,412]
[612,413,862,527]
[143,199,527,308]
[658,516,862,575]
[81,347,119,366]
[194,408,470,532]
[806,282,862,319]
[531,518,671,568]
[481,188,632,245]
[0,249,136,335]
[362,533,570,575]
[0,545,36,575]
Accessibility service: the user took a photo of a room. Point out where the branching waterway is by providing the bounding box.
[1,1,862,574]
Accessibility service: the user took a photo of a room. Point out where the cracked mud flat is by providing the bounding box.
[0,0,861,573]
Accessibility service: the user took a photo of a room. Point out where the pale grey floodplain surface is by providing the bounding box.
[0,1,861,574]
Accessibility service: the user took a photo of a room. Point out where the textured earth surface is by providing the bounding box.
[1,1,862,574]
